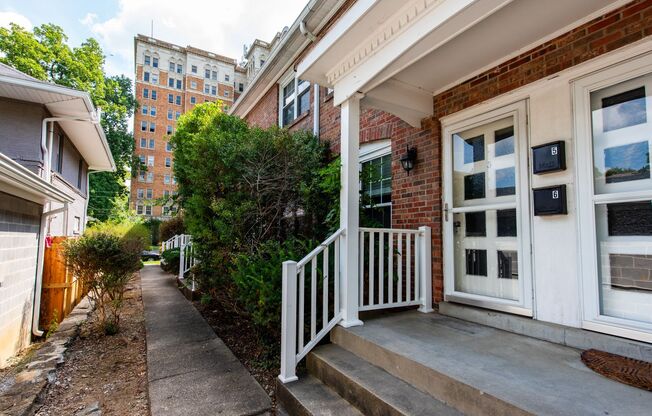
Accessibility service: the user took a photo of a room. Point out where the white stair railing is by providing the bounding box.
[358,226,432,313]
[280,229,344,383]
[279,225,432,383]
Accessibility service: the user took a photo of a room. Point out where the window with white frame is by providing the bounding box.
[279,74,310,127]
[144,55,151,66]
[166,142,173,151]
[192,65,197,74]
[191,81,197,89]
[177,64,183,74]
[143,88,149,98]
[149,138,155,149]
[211,86,217,96]
[146,188,153,199]
[137,188,144,199]
[164,174,171,184]
[360,141,392,228]
[225,74,230,82]
[145,205,152,215]
[167,125,173,135]
[152,90,157,100]
[165,157,171,167]
[150,106,156,116]
[168,77,175,88]
[139,155,146,164]
[137,204,144,214]
[152,57,159,68]
[205,69,211,79]
[167,110,173,120]
[176,95,181,105]
[142,105,148,115]
[147,156,154,166]
[190,96,196,104]
[143,71,150,82]
[141,121,147,131]
[149,122,155,132]
[212,71,217,81]
[151,74,158,84]
[146,172,153,183]
[138,172,145,182]
[169,61,175,72]
[168,93,174,103]
[140,138,147,148]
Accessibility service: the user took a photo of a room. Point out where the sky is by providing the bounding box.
[0,0,308,78]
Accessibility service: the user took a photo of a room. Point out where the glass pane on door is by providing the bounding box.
[452,116,521,301]
[590,73,652,325]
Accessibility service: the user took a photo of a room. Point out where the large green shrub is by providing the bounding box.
[63,229,143,334]
[160,248,180,273]
[171,103,338,337]
[160,215,185,241]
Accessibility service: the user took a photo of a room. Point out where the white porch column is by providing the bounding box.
[339,95,363,328]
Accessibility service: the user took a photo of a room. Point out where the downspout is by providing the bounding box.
[84,170,102,232]
[313,84,320,138]
[40,117,59,181]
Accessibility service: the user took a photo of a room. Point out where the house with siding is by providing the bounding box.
[231,0,652,413]
[0,63,114,367]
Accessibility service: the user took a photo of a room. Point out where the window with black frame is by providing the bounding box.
[360,154,392,228]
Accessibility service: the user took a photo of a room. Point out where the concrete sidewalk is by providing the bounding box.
[141,265,271,416]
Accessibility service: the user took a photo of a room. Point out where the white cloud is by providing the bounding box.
[80,12,98,27]
[0,11,33,30]
[85,0,307,77]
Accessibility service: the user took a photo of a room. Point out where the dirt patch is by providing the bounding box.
[194,298,280,410]
[35,274,149,416]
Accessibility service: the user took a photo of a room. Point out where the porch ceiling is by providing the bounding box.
[298,0,625,127]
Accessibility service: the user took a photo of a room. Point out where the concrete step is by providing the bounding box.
[330,311,651,416]
[308,344,463,416]
[276,375,363,416]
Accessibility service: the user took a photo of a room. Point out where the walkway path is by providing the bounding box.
[141,265,271,416]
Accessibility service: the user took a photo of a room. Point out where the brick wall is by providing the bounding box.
[245,84,279,128]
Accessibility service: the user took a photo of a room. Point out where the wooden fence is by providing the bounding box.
[39,236,87,328]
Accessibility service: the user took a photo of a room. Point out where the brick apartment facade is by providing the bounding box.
[236,0,652,341]
[131,35,245,218]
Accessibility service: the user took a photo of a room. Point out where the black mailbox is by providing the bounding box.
[532,141,565,174]
[533,185,567,216]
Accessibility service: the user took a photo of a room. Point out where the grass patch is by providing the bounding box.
[143,260,160,266]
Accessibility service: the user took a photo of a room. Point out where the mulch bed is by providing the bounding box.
[193,298,280,410]
[35,274,149,415]
[581,349,652,391]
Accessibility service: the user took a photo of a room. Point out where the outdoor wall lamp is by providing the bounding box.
[400,146,417,175]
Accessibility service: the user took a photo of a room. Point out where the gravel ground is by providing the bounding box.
[35,274,149,416]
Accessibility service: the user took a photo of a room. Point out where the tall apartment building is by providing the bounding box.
[131,34,244,217]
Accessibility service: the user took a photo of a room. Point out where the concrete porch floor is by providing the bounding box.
[332,311,651,415]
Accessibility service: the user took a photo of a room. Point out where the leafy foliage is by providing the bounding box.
[160,215,185,242]
[63,223,144,334]
[0,23,136,221]
[171,103,337,340]
[161,248,180,273]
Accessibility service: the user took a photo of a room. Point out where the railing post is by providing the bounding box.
[178,238,185,280]
[279,260,298,383]
[418,226,434,313]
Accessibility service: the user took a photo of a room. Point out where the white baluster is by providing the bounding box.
[311,256,317,340]
[298,266,305,351]
[334,237,340,316]
[279,261,298,383]
[369,231,374,307]
[323,247,329,329]
[418,226,433,313]
[398,233,403,302]
[406,233,411,302]
[379,231,384,306]
[388,232,394,304]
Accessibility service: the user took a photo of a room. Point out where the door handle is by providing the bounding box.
[444,202,449,222]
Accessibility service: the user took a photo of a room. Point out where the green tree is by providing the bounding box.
[0,23,135,221]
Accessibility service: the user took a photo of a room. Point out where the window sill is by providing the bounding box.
[323,91,334,103]
[285,110,311,129]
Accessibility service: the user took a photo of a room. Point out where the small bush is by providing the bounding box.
[161,248,180,273]
[63,229,143,334]
[160,215,185,242]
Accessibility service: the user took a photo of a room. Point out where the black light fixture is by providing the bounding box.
[400,146,417,175]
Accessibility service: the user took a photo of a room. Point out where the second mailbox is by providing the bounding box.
[532,141,565,174]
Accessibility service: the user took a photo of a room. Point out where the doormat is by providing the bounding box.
[581,349,652,392]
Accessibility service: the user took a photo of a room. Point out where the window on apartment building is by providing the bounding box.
[211,86,217,96]
[225,91,229,97]
[225,74,230,82]
[152,57,159,68]
[212,71,217,81]
[167,125,173,135]
[146,172,153,183]
[149,122,156,132]
[143,88,149,98]
[205,69,211,79]
[145,206,152,216]
[177,64,183,74]
[191,65,197,74]
[204,84,210,94]
[140,138,147,148]
[163,206,170,216]
[139,155,146,164]
[164,190,170,198]
[137,189,144,199]
[146,188,153,199]
[137,204,144,215]
[151,74,158,84]
[168,78,175,88]
[165,157,171,167]
[141,121,147,131]
[138,172,145,182]
[142,105,148,115]
[164,174,171,184]
[189,96,195,105]
[168,93,174,103]
[144,71,150,82]
[191,81,197,89]
[149,138,155,149]
[147,155,154,167]
[360,148,392,228]
[167,110,173,120]
[144,55,151,66]
[280,76,310,126]
[172,176,177,185]
[175,111,180,120]
[169,62,175,72]
[176,95,181,105]
[176,79,182,89]
[166,142,173,151]
[238,83,244,92]
[152,90,157,100]
[150,106,156,116]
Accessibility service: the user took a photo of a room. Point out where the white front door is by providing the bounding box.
[443,101,533,315]
[575,55,652,343]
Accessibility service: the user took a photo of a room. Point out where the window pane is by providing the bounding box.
[591,74,652,195]
[282,102,294,126]
[298,90,310,115]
